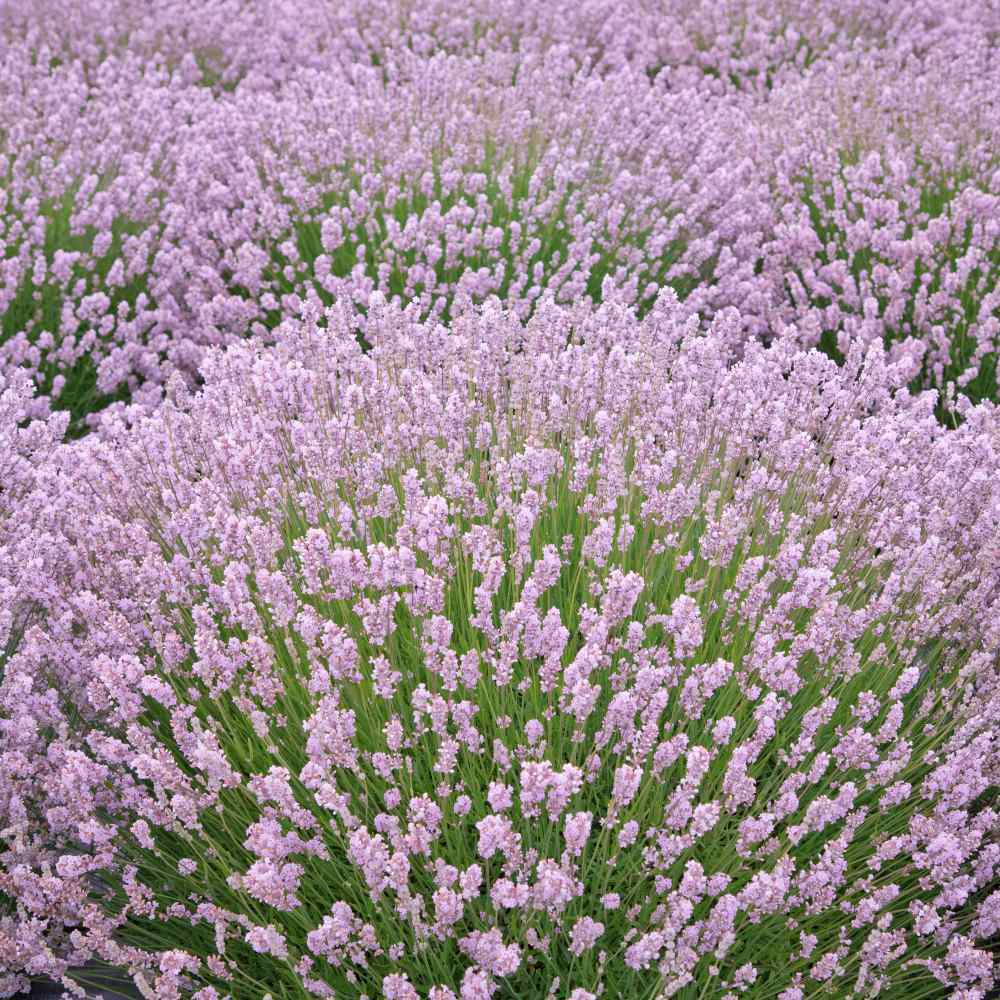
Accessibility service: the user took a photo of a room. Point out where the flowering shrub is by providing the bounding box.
[0,370,68,997]
[0,45,772,430]
[757,51,1000,409]
[166,52,768,338]
[634,0,1000,93]
[0,43,220,427]
[3,0,997,90]
[0,367,67,674]
[2,296,998,998]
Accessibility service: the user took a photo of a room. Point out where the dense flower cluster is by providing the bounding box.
[756,48,1000,405]
[3,0,997,88]
[160,52,769,335]
[1,2,997,428]
[0,45,217,423]
[1,2,999,997]
[2,294,999,997]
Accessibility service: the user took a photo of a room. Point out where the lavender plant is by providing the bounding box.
[0,44,217,428]
[0,370,68,997]
[3,0,996,91]
[2,297,998,998]
[0,46,772,431]
[757,52,1000,412]
[160,52,769,338]
[3,13,999,431]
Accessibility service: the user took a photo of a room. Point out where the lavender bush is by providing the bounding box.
[3,0,996,90]
[161,53,769,335]
[2,296,999,997]
[757,49,1000,408]
[0,44,217,427]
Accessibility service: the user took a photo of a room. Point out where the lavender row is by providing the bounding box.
[3,0,996,90]
[1,36,997,428]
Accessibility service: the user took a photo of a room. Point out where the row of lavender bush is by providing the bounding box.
[1,2,997,428]
[1,2,999,998]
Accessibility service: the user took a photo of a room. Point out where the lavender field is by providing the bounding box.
[1,2,999,998]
